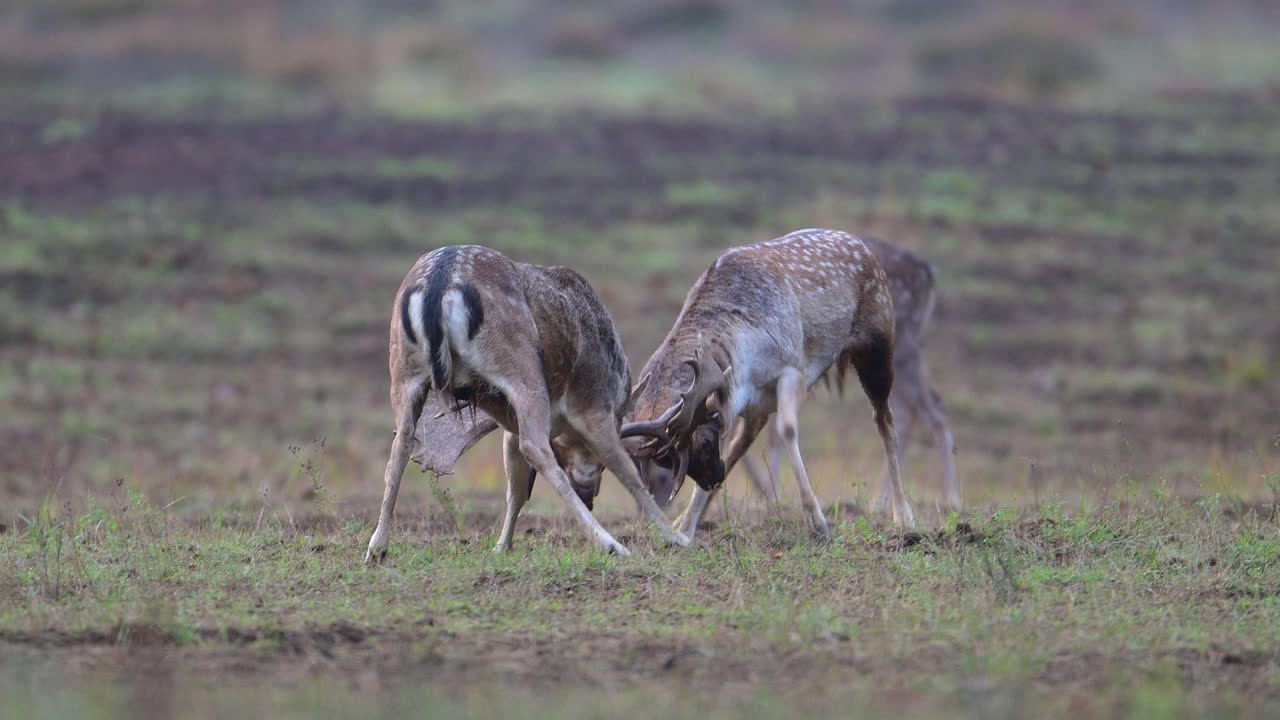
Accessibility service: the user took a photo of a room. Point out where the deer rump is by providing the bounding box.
[409,394,500,476]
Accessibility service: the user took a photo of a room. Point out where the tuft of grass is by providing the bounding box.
[664,180,740,209]
[40,117,91,144]
[1225,349,1270,391]
[373,157,458,180]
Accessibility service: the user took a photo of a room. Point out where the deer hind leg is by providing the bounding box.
[495,431,535,553]
[509,391,631,557]
[574,412,690,548]
[776,367,831,540]
[877,377,917,513]
[921,383,960,509]
[366,379,426,564]
[852,334,916,528]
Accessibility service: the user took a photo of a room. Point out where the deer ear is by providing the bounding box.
[705,393,721,413]
[628,372,651,404]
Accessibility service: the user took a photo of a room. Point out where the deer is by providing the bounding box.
[734,236,959,512]
[619,229,915,540]
[365,244,690,563]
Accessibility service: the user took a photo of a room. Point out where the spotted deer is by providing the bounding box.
[365,245,689,563]
[739,237,959,511]
[621,229,915,540]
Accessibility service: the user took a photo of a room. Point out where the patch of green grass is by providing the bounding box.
[1225,349,1270,391]
[2,203,94,247]
[40,117,91,144]
[373,156,458,180]
[665,180,740,209]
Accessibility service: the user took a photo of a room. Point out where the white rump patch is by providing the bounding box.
[441,287,474,354]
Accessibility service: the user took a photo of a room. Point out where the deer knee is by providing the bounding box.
[517,437,557,473]
[774,414,797,443]
[390,420,416,456]
[873,406,896,433]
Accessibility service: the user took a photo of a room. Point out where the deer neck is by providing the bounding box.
[632,319,740,424]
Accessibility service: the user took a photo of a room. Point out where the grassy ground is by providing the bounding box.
[3,494,1280,718]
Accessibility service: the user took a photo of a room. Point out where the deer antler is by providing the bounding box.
[620,395,685,442]
[628,372,651,406]
[668,349,730,438]
[620,349,732,452]
[619,349,732,504]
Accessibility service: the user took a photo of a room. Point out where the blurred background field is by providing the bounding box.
[5,0,1280,113]
[1,0,1278,520]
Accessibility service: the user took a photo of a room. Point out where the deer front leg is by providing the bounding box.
[776,367,830,540]
[675,411,769,536]
[727,415,773,499]
[512,398,631,557]
[577,415,691,548]
[674,486,718,536]
[366,382,425,564]
[495,431,535,553]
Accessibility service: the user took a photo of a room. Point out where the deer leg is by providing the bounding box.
[765,422,783,500]
[877,391,916,513]
[742,457,772,500]
[674,486,718,536]
[676,413,768,534]
[740,420,780,503]
[576,414,691,548]
[366,380,426,564]
[512,396,631,557]
[921,385,960,509]
[495,431,535,553]
[776,367,830,540]
[726,414,776,501]
[852,336,915,528]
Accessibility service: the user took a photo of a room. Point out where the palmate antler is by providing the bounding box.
[620,348,731,500]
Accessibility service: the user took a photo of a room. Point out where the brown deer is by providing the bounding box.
[365,245,689,563]
[620,229,915,540]
[737,237,959,512]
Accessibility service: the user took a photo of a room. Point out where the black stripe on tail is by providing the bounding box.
[460,284,484,339]
[423,247,460,390]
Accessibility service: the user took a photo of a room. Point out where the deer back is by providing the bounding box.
[392,245,630,474]
[633,229,894,424]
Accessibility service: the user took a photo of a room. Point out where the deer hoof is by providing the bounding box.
[365,527,390,564]
[605,541,632,558]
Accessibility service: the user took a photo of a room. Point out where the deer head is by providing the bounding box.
[621,348,731,504]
